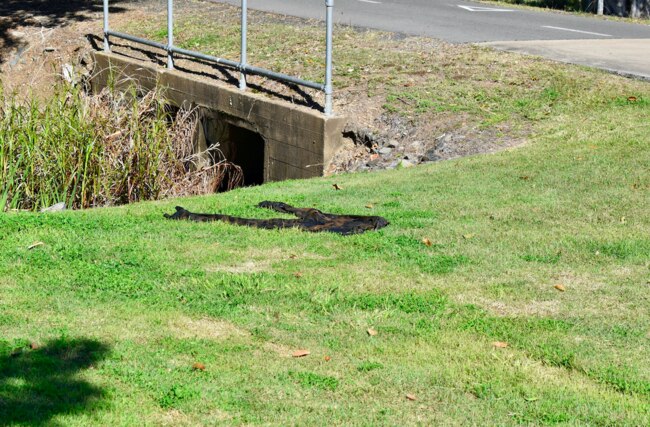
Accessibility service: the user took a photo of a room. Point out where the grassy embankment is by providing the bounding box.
[1,9,649,425]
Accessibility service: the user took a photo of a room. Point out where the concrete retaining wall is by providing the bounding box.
[90,52,347,182]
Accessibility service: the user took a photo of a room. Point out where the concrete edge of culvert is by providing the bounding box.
[90,51,349,185]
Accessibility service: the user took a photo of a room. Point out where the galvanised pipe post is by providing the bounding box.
[167,0,174,69]
[324,0,334,116]
[240,0,248,90]
[103,1,330,112]
[103,0,110,52]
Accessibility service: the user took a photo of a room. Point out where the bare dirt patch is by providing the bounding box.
[0,0,139,97]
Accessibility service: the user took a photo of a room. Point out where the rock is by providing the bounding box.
[421,133,455,162]
[378,147,392,155]
[62,64,76,85]
[9,46,26,67]
[41,202,66,212]
[437,133,452,145]
[342,125,383,149]
[410,140,424,151]
[387,139,400,148]
[398,159,415,169]
[387,160,400,170]
[32,15,52,25]
[422,148,442,162]
[366,156,382,167]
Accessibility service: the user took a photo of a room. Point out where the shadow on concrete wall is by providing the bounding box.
[0,0,132,65]
[0,337,110,425]
[86,33,321,111]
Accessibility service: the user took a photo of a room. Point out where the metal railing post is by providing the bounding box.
[167,0,174,69]
[324,0,334,115]
[103,1,331,114]
[240,0,248,90]
[103,0,110,52]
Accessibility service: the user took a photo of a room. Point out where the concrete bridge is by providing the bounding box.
[91,52,347,186]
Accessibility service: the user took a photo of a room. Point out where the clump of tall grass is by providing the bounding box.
[0,84,242,211]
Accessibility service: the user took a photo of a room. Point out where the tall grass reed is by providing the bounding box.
[0,84,242,211]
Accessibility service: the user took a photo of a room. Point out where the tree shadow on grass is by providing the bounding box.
[0,0,131,65]
[0,337,110,426]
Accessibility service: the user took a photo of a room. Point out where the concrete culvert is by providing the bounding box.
[194,110,265,191]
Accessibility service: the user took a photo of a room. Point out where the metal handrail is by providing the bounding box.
[102,0,334,115]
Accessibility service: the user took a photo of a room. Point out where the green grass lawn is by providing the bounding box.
[1,4,650,425]
[1,90,648,424]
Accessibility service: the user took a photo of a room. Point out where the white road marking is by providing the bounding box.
[358,0,382,4]
[457,5,514,12]
[542,26,612,37]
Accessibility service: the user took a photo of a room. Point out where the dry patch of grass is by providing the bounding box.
[170,316,250,340]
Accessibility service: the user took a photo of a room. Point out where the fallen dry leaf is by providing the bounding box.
[30,342,39,350]
[106,130,124,141]
[405,393,417,401]
[28,242,45,250]
[492,341,508,348]
[627,96,638,102]
[365,204,374,209]
[519,175,530,180]
[554,284,566,292]
[462,234,475,240]
[292,350,310,358]
[332,183,343,191]
[192,362,206,371]
[421,238,432,247]
[289,254,298,259]
[367,328,378,336]
[324,355,331,362]
[294,272,303,279]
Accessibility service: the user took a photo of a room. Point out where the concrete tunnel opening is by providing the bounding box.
[91,53,348,187]
[194,110,266,191]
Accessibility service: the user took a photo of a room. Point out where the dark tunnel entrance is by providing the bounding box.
[197,112,266,191]
[222,124,265,186]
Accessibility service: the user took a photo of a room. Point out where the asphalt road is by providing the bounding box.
[216,0,650,43]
